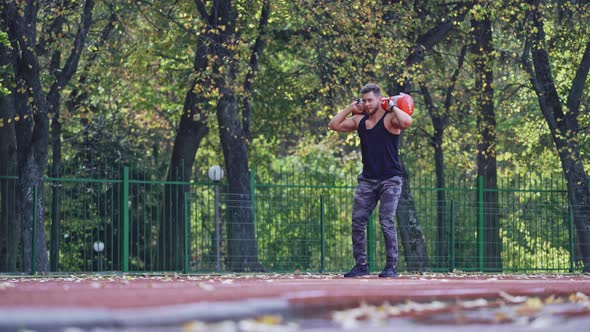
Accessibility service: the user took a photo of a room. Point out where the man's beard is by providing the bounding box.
[365,104,379,115]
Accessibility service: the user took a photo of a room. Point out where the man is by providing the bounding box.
[328,83,413,278]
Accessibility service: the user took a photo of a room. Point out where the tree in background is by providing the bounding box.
[388,1,473,271]
[419,43,468,269]
[1,0,95,273]
[158,0,269,271]
[523,0,590,271]
[0,29,17,272]
[471,2,501,271]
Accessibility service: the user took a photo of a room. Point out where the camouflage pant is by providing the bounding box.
[351,175,403,267]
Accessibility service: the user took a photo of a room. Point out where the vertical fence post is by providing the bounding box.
[250,169,256,227]
[450,200,455,272]
[214,183,221,272]
[320,194,325,273]
[122,166,129,272]
[478,175,484,272]
[31,185,38,275]
[568,204,575,273]
[183,192,190,274]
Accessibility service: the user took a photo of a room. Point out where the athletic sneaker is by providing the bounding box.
[378,264,398,278]
[343,263,369,277]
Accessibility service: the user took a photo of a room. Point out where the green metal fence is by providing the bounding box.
[0,164,587,274]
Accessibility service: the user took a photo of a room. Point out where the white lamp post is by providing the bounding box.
[208,165,224,271]
[208,165,224,182]
[93,241,105,272]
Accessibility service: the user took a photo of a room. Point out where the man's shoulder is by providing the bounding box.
[352,114,365,126]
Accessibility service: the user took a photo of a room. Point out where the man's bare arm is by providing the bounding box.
[328,103,361,132]
[388,106,413,130]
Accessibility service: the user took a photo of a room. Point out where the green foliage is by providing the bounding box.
[1,0,586,177]
[0,31,7,46]
[0,31,10,96]
[44,177,114,272]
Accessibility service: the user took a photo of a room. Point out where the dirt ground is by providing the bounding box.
[1,273,590,331]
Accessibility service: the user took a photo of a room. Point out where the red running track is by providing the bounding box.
[1,274,590,310]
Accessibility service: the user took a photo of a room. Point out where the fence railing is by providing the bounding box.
[0,166,587,274]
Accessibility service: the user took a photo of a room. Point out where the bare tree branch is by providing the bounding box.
[567,41,590,117]
[242,0,270,140]
[47,0,94,108]
[194,0,209,22]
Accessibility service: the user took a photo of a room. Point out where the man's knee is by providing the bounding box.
[352,220,368,232]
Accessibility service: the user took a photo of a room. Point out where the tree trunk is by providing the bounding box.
[18,156,50,273]
[388,8,472,271]
[158,36,210,270]
[217,91,263,272]
[397,160,429,272]
[12,36,51,273]
[210,0,268,272]
[0,91,18,272]
[420,84,448,269]
[158,0,268,272]
[2,0,94,273]
[525,0,590,272]
[48,13,65,272]
[158,91,208,270]
[471,13,501,271]
[420,44,466,271]
[9,11,52,273]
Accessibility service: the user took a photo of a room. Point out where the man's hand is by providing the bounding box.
[352,99,364,115]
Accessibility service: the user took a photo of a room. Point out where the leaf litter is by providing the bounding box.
[2,273,590,331]
[175,291,590,331]
[328,291,590,329]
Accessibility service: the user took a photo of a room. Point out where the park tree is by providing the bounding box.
[158,0,270,271]
[1,0,95,273]
[214,0,270,272]
[418,43,468,268]
[48,4,120,272]
[0,30,18,271]
[470,2,501,270]
[522,0,590,271]
[387,0,473,271]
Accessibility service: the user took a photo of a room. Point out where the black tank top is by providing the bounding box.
[358,114,403,180]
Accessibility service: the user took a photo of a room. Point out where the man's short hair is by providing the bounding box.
[360,83,381,97]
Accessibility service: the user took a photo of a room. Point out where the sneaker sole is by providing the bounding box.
[343,273,370,278]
